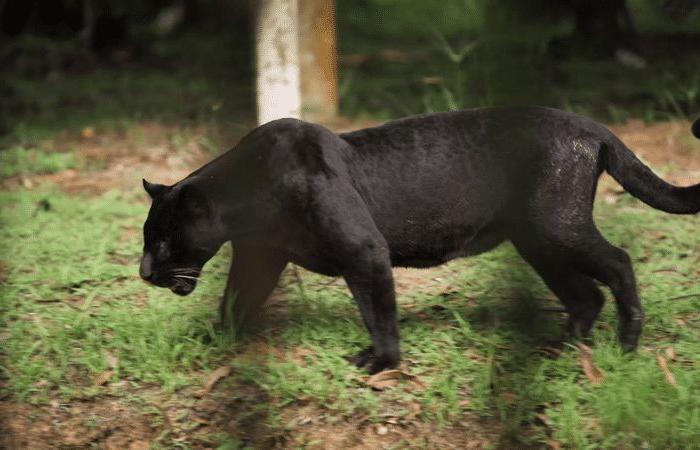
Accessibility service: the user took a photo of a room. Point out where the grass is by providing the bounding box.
[0,147,81,179]
[0,190,233,399]
[1,178,698,447]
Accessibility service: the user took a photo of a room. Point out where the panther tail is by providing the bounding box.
[602,118,700,214]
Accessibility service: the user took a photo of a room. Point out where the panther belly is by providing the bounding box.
[388,221,505,268]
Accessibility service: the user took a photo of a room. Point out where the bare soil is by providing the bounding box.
[1,399,155,450]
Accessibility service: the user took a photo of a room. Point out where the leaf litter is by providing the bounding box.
[196,365,231,397]
[577,343,605,385]
[361,369,426,391]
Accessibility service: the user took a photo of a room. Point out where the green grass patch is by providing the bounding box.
[0,147,80,179]
[0,189,234,401]
[1,187,698,447]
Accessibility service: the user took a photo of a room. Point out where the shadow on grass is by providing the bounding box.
[393,262,567,444]
[461,265,567,445]
[205,257,574,446]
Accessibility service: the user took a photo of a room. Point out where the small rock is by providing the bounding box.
[376,425,388,435]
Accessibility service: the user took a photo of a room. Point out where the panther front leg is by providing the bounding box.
[219,243,288,333]
[271,153,401,373]
[344,246,400,374]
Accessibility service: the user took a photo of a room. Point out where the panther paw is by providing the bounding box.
[349,346,375,369]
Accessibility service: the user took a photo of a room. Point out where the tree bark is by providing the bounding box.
[299,0,337,121]
[255,0,301,125]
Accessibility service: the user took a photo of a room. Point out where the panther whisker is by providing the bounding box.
[172,275,202,282]
[172,276,206,286]
[171,268,200,275]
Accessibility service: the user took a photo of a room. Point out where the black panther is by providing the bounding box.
[139,106,700,374]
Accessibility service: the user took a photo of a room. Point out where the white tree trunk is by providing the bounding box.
[255,0,301,125]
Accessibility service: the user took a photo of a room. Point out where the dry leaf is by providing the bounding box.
[363,369,425,391]
[406,402,421,420]
[578,343,604,385]
[379,48,409,62]
[422,76,444,85]
[664,346,676,361]
[94,370,113,386]
[104,350,119,369]
[127,441,150,450]
[501,391,517,404]
[649,231,667,240]
[198,365,231,396]
[291,347,317,364]
[81,127,95,139]
[364,370,402,390]
[548,440,563,450]
[406,376,427,392]
[35,379,51,388]
[534,412,552,427]
[537,346,563,358]
[657,355,677,386]
[296,416,312,426]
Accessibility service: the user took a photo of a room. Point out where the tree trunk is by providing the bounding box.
[254,0,301,125]
[299,0,337,122]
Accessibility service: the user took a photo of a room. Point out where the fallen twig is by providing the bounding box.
[667,293,700,301]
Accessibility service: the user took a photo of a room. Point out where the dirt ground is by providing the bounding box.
[1,118,699,449]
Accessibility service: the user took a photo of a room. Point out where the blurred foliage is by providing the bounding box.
[0,31,254,146]
[0,0,254,145]
[0,147,80,179]
[337,0,700,46]
[337,0,700,120]
[0,0,699,144]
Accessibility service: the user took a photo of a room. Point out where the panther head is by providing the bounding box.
[139,178,225,296]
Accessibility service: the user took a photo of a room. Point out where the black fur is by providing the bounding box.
[140,107,700,373]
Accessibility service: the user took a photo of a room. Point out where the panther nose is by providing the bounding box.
[139,253,153,281]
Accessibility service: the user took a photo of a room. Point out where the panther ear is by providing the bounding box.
[177,184,211,218]
[142,179,168,199]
